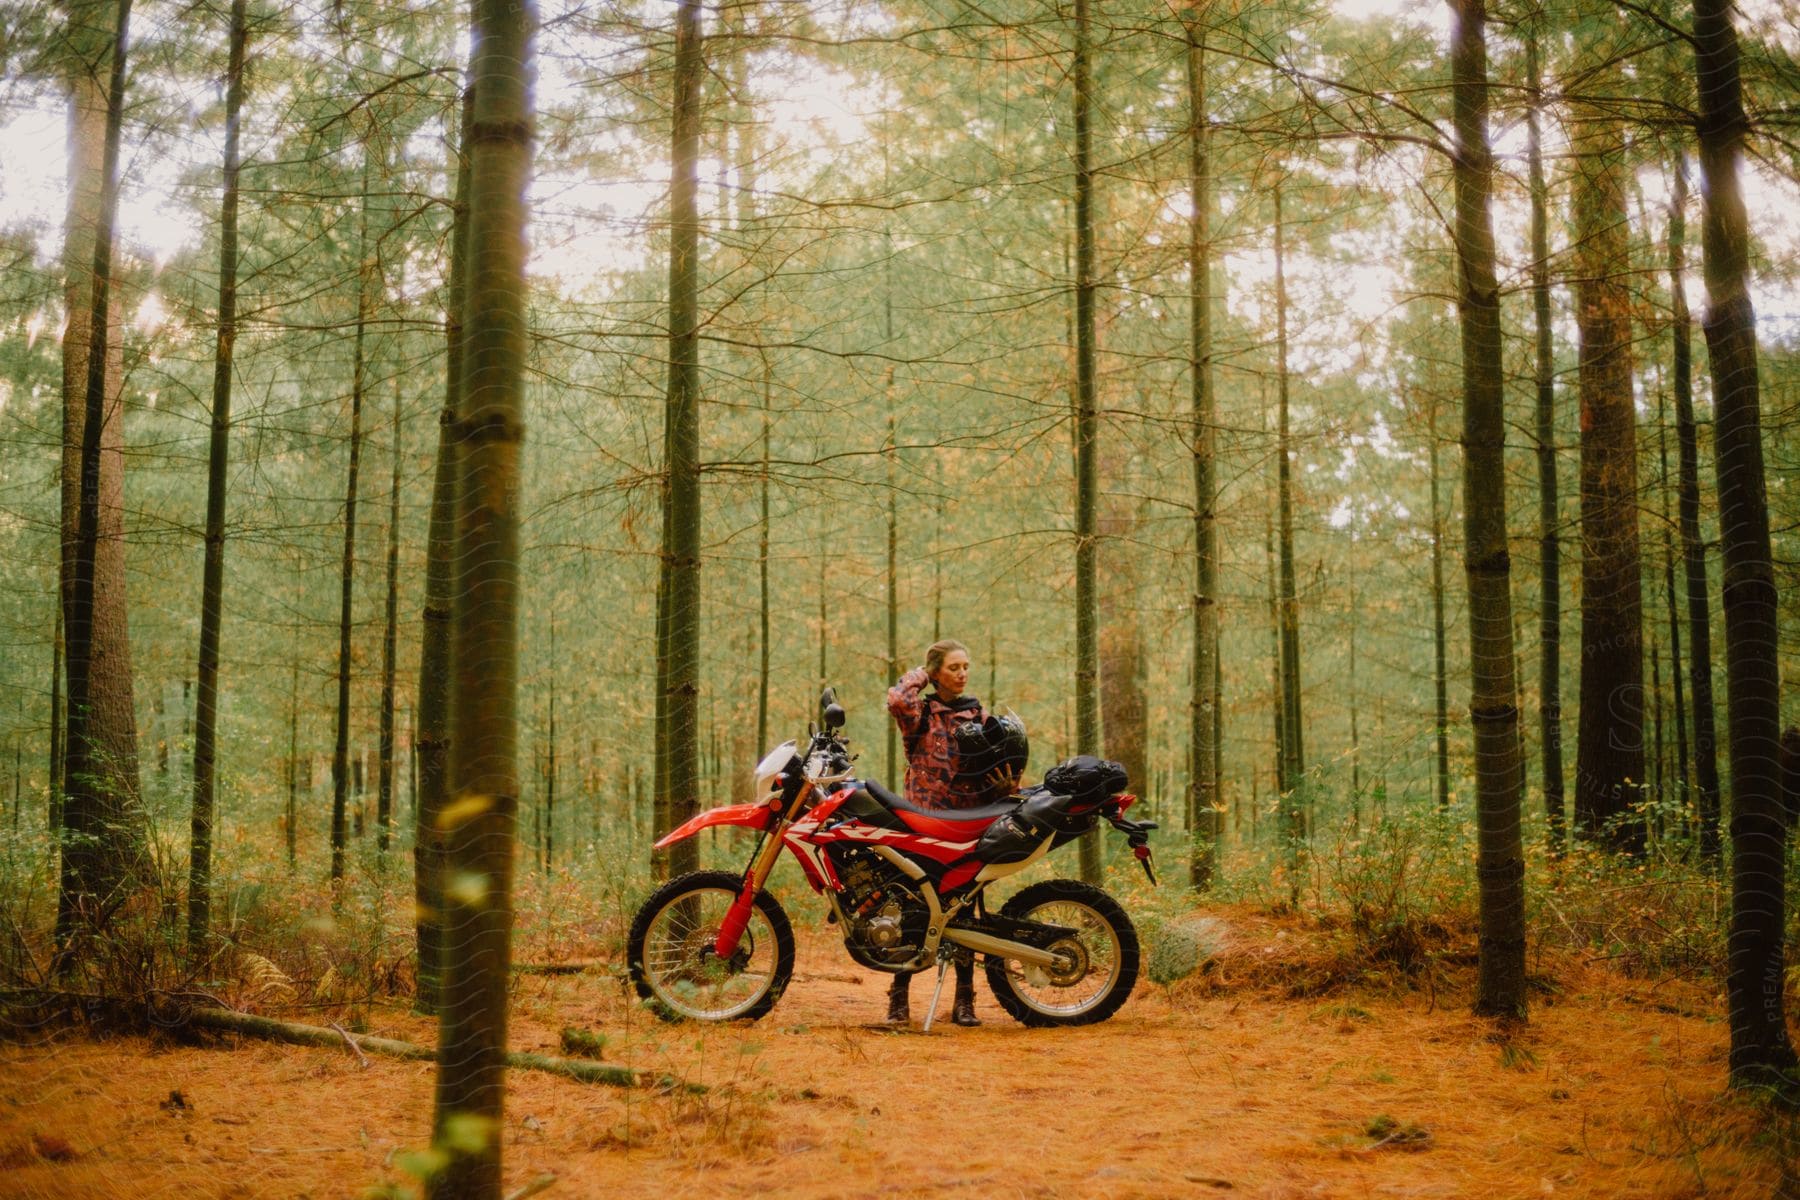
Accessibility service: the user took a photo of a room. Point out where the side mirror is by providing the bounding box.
[820,687,845,730]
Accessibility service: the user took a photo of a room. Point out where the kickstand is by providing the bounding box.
[921,956,951,1033]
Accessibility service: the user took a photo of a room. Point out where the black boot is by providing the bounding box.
[951,957,981,1027]
[885,972,911,1024]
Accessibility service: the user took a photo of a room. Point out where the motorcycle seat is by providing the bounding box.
[862,779,1020,830]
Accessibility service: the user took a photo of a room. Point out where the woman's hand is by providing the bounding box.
[984,764,1022,797]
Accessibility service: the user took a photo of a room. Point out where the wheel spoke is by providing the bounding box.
[638,884,779,1020]
[1004,899,1121,1016]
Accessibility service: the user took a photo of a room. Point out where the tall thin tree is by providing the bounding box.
[414,82,473,1017]
[330,152,376,884]
[58,0,147,949]
[1571,11,1644,852]
[1187,16,1220,890]
[655,0,704,882]
[1524,14,1564,855]
[1667,158,1721,865]
[377,380,402,855]
[1429,392,1451,813]
[1071,0,1102,885]
[1449,0,1526,1016]
[57,0,148,947]
[1692,0,1798,1087]
[1273,180,1306,867]
[427,0,534,1189]
[187,0,249,955]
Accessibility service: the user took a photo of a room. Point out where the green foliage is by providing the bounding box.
[1537,846,1728,979]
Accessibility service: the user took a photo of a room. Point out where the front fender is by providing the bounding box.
[653,802,774,850]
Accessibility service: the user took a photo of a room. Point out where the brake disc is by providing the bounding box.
[1024,936,1089,988]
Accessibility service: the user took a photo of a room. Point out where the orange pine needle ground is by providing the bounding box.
[0,907,1790,1199]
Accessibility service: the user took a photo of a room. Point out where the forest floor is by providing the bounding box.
[0,903,1792,1200]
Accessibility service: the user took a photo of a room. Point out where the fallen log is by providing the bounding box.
[184,1007,701,1093]
[511,962,601,976]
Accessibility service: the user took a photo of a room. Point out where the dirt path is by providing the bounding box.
[0,912,1783,1199]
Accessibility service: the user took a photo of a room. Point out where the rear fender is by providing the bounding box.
[652,801,774,849]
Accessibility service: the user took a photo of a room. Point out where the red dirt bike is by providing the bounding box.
[627,689,1157,1029]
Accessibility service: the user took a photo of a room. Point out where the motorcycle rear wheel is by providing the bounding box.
[983,878,1139,1027]
[627,870,795,1023]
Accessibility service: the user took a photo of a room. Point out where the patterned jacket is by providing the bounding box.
[887,667,988,810]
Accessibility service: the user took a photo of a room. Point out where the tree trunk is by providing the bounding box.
[1669,160,1722,867]
[1429,395,1451,814]
[1448,0,1532,989]
[187,0,249,957]
[757,355,771,757]
[884,280,899,788]
[1571,39,1644,852]
[1650,636,1665,839]
[330,155,375,884]
[1070,0,1101,885]
[48,603,62,836]
[886,403,899,786]
[1525,20,1565,856]
[1273,182,1306,860]
[1656,384,1688,820]
[427,0,533,1190]
[1264,463,1285,804]
[1187,21,1219,890]
[656,0,703,883]
[377,381,402,856]
[58,0,148,950]
[816,529,828,692]
[1692,0,1798,1088]
[545,618,556,874]
[286,649,299,870]
[1349,555,1361,820]
[415,83,472,1017]
[1099,440,1145,809]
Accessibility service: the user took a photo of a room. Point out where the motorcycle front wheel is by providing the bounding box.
[627,869,795,1023]
[983,878,1139,1027]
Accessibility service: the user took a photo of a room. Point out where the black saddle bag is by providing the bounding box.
[1041,755,1129,813]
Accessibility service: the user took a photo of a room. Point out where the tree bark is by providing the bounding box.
[188,0,249,956]
[377,381,402,856]
[1429,394,1450,814]
[1187,21,1219,890]
[1449,0,1526,1016]
[757,355,771,758]
[1273,182,1305,862]
[58,0,148,950]
[545,619,556,873]
[1692,0,1798,1088]
[331,155,375,885]
[1656,383,1688,822]
[1264,457,1285,804]
[1071,0,1101,885]
[654,0,703,883]
[286,649,299,870]
[1099,443,1145,810]
[428,0,533,1190]
[1525,19,1565,856]
[48,603,62,836]
[416,81,473,1018]
[1668,159,1721,867]
[1571,28,1644,852]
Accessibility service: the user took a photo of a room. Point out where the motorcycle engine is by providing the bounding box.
[828,845,931,970]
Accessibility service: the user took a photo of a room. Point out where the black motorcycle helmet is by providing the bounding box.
[953,711,1029,787]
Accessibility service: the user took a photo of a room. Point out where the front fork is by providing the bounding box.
[712,776,814,958]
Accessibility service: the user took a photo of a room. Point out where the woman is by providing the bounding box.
[883,637,1011,1027]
